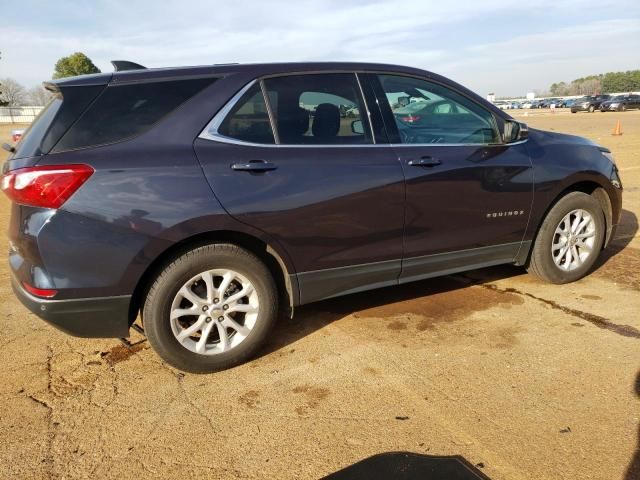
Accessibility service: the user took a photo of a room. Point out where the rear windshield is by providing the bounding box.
[11,85,103,160]
[52,78,216,152]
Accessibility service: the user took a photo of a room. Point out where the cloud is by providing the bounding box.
[1,0,639,95]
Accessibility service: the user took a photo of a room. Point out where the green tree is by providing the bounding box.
[53,52,100,79]
[601,70,640,92]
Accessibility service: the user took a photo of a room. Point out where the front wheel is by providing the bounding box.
[527,192,605,284]
[143,244,278,373]
[588,105,595,113]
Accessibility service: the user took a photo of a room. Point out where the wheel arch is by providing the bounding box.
[129,230,298,326]
[517,179,615,266]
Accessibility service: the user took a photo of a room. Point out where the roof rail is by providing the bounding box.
[111,60,147,72]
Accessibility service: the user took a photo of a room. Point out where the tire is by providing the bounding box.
[621,105,626,112]
[527,192,605,284]
[588,105,595,113]
[143,244,278,373]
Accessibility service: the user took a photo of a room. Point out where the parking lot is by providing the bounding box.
[0,111,639,479]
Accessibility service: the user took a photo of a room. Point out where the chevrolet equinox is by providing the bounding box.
[2,61,623,372]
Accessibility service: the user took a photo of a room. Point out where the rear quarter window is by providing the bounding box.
[53,77,215,152]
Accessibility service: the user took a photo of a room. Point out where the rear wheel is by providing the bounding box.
[528,192,605,284]
[143,244,277,373]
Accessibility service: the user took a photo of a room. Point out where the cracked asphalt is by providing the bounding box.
[1,111,639,480]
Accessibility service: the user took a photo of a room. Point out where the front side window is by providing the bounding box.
[262,73,372,145]
[377,74,500,145]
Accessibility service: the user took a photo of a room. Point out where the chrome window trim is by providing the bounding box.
[354,73,376,144]
[199,73,377,148]
[198,71,527,149]
[259,79,280,144]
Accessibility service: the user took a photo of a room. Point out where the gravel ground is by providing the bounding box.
[0,111,638,480]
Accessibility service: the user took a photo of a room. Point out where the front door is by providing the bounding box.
[194,73,405,304]
[366,73,533,282]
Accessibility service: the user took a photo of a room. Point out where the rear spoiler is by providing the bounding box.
[40,60,145,89]
[111,60,146,72]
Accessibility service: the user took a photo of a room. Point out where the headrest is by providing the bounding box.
[278,106,309,142]
[312,103,340,139]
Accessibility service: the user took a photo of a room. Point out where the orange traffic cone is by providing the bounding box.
[612,120,623,136]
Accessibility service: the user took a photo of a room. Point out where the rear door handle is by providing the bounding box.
[231,160,278,172]
[407,157,442,168]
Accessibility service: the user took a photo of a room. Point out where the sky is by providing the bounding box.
[1,0,639,96]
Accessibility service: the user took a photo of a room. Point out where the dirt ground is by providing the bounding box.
[0,111,639,480]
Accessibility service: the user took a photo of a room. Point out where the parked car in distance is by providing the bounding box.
[521,100,534,109]
[571,94,611,113]
[540,98,562,108]
[393,98,470,125]
[599,94,640,112]
[2,61,623,373]
[563,99,577,108]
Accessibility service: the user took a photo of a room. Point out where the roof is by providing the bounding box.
[47,61,432,88]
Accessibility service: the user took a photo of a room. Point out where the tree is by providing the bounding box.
[0,50,7,106]
[601,70,640,93]
[548,70,640,96]
[0,78,27,106]
[550,81,569,96]
[53,52,100,79]
[26,85,53,106]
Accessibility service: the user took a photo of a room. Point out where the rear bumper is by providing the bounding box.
[11,276,131,338]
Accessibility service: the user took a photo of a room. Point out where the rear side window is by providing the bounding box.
[263,73,372,145]
[53,78,215,152]
[217,83,275,144]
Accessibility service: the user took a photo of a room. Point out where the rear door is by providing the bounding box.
[194,73,405,304]
[365,73,533,282]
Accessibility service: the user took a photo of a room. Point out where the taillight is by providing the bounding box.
[1,164,93,209]
[400,115,421,123]
[22,282,58,299]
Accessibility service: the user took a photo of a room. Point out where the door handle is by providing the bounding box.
[407,157,442,167]
[231,160,278,172]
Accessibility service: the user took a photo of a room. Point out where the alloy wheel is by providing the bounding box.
[169,269,259,355]
[551,209,596,271]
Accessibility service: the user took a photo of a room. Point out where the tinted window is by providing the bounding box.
[12,85,103,159]
[378,74,499,145]
[217,83,275,144]
[53,78,215,152]
[263,74,372,145]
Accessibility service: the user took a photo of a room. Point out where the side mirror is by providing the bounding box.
[351,120,364,135]
[504,120,528,143]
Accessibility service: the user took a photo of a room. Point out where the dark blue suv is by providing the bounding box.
[2,61,623,372]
